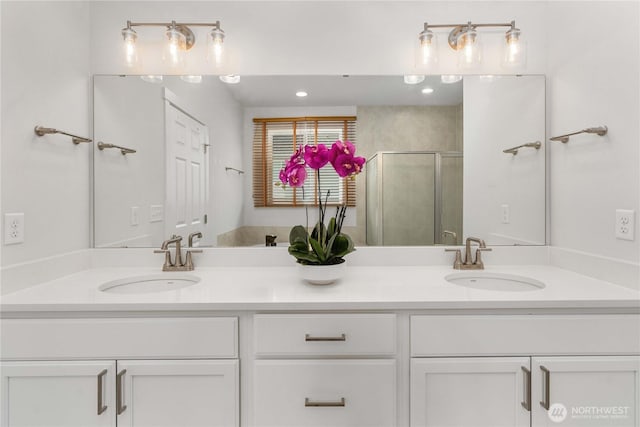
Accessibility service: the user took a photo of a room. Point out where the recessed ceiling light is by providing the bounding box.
[140,75,163,84]
[441,75,462,84]
[296,91,308,97]
[404,75,425,85]
[421,87,434,94]
[181,75,202,84]
[219,74,240,84]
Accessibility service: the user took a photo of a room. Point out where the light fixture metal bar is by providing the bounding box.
[423,22,514,30]
[128,21,221,29]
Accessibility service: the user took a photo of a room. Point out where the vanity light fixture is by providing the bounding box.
[180,75,203,84]
[441,75,462,84]
[140,75,163,84]
[404,75,426,84]
[296,91,308,97]
[418,20,525,69]
[219,74,241,84]
[121,20,226,69]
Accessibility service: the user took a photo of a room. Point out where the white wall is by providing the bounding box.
[1,1,91,266]
[93,76,165,248]
[547,1,640,264]
[464,75,546,245]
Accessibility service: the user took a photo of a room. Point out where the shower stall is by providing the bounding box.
[366,151,463,246]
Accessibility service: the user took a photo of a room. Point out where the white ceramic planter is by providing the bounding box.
[297,261,346,285]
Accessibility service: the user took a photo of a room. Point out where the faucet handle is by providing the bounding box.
[445,248,463,269]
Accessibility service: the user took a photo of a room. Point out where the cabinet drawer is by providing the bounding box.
[411,314,640,356]
[253,360,396,427]
[1,317,238,359]
[253,314,396,356]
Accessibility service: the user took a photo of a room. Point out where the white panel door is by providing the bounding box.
[165,103,208,241]
[411,357,531,427]
[1,360,116,427]
[532,356,639,427]
[116,359,238,427]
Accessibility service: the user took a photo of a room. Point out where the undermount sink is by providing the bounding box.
[99,274,201,294]
[445,272,545,292]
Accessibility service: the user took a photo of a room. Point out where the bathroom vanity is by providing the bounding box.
[2,262,639,427]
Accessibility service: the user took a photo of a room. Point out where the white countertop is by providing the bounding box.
[1,264,638,313]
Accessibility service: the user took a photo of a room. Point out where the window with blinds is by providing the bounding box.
[253,116,357,207]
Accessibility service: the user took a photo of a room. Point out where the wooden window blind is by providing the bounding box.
[252,116,357,207]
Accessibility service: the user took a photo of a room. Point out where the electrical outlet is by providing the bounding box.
[615,209,635,241]
[501,204,510,224]
[4,213,25,245]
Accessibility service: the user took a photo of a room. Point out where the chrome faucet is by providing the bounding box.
[445,236,492,270]
[154,234,201,271]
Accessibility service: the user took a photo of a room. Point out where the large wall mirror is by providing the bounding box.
[93,74,545,248]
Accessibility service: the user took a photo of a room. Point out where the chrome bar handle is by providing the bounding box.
[305,397,346,407]
[97,369,108,415]
[521,366,531,411]
[305,333,346,342]
[116,369,127,415]
[539,366,550,410]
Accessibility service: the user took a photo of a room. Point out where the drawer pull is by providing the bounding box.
[97,369,108,415]
[116,369,127,415]
[305,333,346,342]
[540,365,550,410]
[305,397,346,407]
[521,366,531,411]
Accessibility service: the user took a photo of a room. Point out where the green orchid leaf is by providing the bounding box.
[289,225,309,245]
[327,216,336,238]
[332,233,355,258]
[308,237,327,262]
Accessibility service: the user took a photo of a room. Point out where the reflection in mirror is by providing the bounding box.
[93,75,545,248]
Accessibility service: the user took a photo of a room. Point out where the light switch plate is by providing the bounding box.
[150,205,164,223]
[615,209,635,241]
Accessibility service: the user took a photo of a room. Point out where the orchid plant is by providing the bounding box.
[278,140,365,265]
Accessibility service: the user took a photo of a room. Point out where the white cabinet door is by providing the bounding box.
[253,360,396,427]
[411,357,531,427]
[116,359,238,427]
[532,356,640,427]
[1,360,116,427]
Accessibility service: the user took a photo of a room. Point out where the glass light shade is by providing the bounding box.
[122,27,138,68]
[404,75,425,85]
[219,74,240,84]
[181,75,203,84]
[457,28,482,69]
[163,27,186,69]
[418,29,438,67]
[208,27,225,68]
[441,75,462,84]
[503,28,526,67]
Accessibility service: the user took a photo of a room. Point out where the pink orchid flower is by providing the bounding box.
[304,144,330,170]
